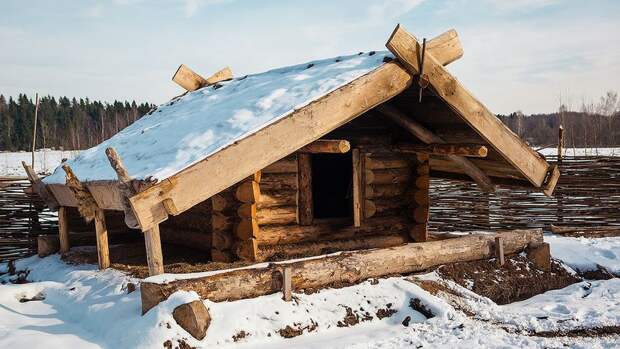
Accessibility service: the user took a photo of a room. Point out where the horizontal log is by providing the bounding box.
[365,157,410,170]
[256,234,408,261]
[365,184,408,199]
[396,143,488,158]
[212,230,234,250]
[258,189,297,208]
[211,212,233,232]
[235,218,259,240]
[211,191,235,212]
[257,216,409,245]
[262,156,298,174]
[299,139,350,154]
[238,204,297,225]
[365,168,411,185]
[141,229,543,312]
[364,199,408,218]
[261,173,298,191]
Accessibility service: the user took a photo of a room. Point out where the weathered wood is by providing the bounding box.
[211,230,234,250]
[258,216,409,245]
[365,157,409,170]
[396,143,488,157]
[495,236,505,267]
[256,234,408,261]
[37,235,59,257]
[211,212,233,231]
[299,139,351,154]
[144,224,164,276]
[543,165,560,197]
[297,153,313,225]
[365,168,411,185]
[211,249,234,263]
[352,149,362,227]
[236,239,258,261]
[261,173,297,192]
[424,28,463,66]
[86,182,125,211]
[235,218,259,240]
[105,148,140,228]
[211,191,234,212]
[282,267,293,301]
[258,189,297,208]
[173,65,232,91]
[364,198,407,218]
[235,180,261,203]
[129,61,414,231]
[386,24,551,188]
[58,206,70,253]
[141,229,543,311]
[171,300,211,339]
[411,155,430,242]
[22,161,59,210]
[262,156,298,174]
[557,126,564,164]
[377,105,495,192]
[62,164,99,222]
[365,184,408,199]
[257,205,298,225]
[549,225,620,238]
[160,229,212,252]
[94,209,110,269]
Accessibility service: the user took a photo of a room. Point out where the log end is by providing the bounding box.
[173,300,211,340]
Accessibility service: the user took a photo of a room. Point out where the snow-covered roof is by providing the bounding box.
[44,51,392,184]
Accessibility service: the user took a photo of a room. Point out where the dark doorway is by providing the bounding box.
[311,153,353,219]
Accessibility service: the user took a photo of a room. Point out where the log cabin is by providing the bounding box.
[33,25,559,278]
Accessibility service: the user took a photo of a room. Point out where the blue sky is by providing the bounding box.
[1,0,618,114]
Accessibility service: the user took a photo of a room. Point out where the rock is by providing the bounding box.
[172,300,211,340]
[126,282,136,294]
[526,242,551,271]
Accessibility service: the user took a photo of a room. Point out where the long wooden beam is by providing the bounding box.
[386,24,551,189]
[378,104,495,192]
[141,229,543,313]
[22,161,59,210]
[396,143,488,157]
[299,139,350,154]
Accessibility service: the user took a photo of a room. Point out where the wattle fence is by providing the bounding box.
[1,155,619,262]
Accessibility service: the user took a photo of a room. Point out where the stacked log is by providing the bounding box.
[363,153,412,219]
[210,188,239,262]
[231,172,262,261]
[410,154,430,241]
[160,199,213,253]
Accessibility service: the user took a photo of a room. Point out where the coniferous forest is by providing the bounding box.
[0,94,153,151]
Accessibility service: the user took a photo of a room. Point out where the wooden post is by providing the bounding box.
[58,206,70,254]
[31,93,39,168]
[352,149,363,227]
[495,236,505,267]
[282,266,292,301]
[410,154,429,242]
[557,125,564,164]
[94,209,110,269]
[144,224,164,276]
[297,153,313,225]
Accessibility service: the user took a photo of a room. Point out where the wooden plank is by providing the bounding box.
[543,165,560,197]
[86,182,125,211]
[47,184,78,207]
[495,236,505,267]
[282,267,292,302]
[396,143,488,158]
[94,209,110,269]
[297,153,313,225]
[129,62,414,231]
[386,24,551,188]
[299,140,350,154]
[58,206,70,254]
[352,149,362,227]
[425,29,463,66]
[22,162,59,210]
[378,104,495,192]
[144,224,164,276]
[141,229,543,311]
[173,65,233,91]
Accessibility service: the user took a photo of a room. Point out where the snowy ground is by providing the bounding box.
[0,150,79,177]
[1,234,619,348]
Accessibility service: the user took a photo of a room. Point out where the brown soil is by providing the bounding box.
[437,255,581,305]
[278,320,318,338]
[232,330,249,342]
[531,326,620,338]
[409,298,434,318]
[577,265,617,280]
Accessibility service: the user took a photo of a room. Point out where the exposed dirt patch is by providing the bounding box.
[163,339,195,349]
[577,265,617,280]
[530,326,620,338]
[376,303,397,319]
[19,292,45,303]
[409,298,434,319]
[409,278,477,316]
[232,330,249,342]
[437,255,581,304]
[278,320,318,338]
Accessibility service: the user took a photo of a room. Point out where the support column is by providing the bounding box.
[144,224,164,276]
[94,209,110,269]
[58,206,71,254]
[410,154,430,242]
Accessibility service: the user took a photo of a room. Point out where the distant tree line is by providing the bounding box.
[499,91,620,147]
[0,94,153,151]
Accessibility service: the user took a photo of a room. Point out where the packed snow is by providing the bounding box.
[1,234,620,348]
[43,52,392,185]
[538,147,620,157]
[0,150,79,177]
[547,234,620,274]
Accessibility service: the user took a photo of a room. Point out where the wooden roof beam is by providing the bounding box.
[172,65,233,92]
[378,104,496,192]
[386,24,551,189]
[395,143,488,157]
[299,139,351,154]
